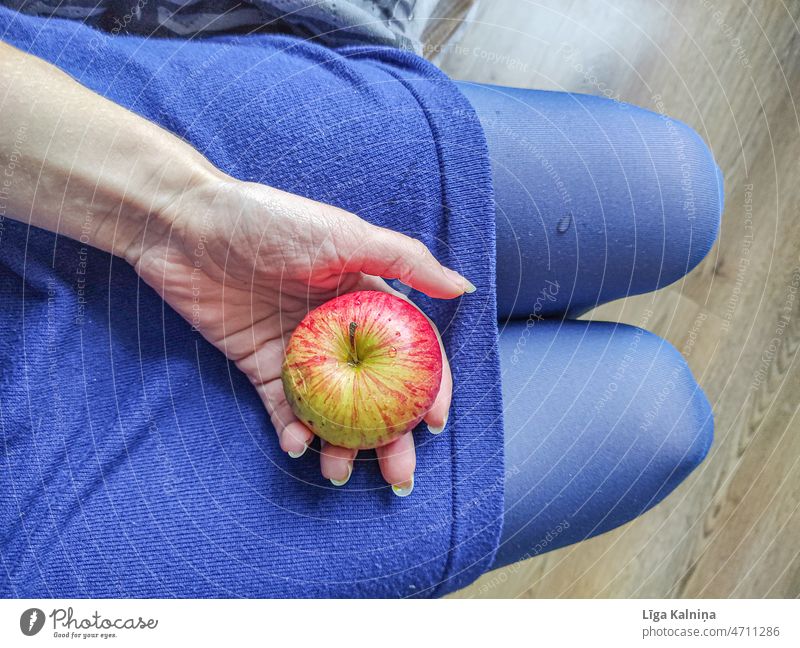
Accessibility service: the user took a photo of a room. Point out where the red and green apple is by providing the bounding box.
[281,290,443,449]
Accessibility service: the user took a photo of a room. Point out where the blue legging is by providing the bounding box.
[455,82,723,568]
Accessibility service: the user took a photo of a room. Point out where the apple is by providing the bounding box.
[281,290,443,449]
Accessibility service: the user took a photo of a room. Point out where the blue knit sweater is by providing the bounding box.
[0,5,503,597]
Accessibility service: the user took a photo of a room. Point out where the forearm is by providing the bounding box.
[0,41,220,260]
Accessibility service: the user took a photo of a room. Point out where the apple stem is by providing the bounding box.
[349,321,359,365]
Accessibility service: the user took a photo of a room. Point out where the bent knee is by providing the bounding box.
[629,105,724,287]
[625,327,714,488]
[496,320,713,559]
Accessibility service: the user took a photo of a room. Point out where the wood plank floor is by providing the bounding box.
[429,0,800,598]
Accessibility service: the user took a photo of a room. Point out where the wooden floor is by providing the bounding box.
[429,0,800,598]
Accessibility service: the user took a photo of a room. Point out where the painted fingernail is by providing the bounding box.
[392,475,414,498]
[427,414,448,435]
[288,443,308,459]
[330,463,352,487]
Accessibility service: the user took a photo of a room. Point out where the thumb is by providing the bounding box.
[340,219,476,299]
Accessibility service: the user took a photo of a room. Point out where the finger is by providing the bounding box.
[255,188,474,298]
[341,218,476,300]
[320,441,358,486]
[254,379,315,458]
[355,275,452,435]
[416,303,452,434]
[424,353,452,434]
[376,432,416,497]
[279,421,315,458]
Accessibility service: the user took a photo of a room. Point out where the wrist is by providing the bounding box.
[1,43,227,263]
[114,142,226,267]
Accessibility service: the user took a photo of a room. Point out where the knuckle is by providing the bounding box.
[392,238,432,283]
[410,238,432,262]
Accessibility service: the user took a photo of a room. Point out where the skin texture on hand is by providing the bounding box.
[128,178,472,493]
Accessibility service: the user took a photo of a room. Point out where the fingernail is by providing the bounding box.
[427,413,448,435]
[444,267,475,294]
[330,463,352,487]
[288,443,308,459]
[392,475,414,497]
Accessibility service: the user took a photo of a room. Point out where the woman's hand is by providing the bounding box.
[0,41,471,493]
[127,177,474,493]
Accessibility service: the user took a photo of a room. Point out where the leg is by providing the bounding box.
[455,82,724,320]
[493,319,712,568]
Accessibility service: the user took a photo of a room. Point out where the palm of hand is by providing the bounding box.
[130,180,464,491]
